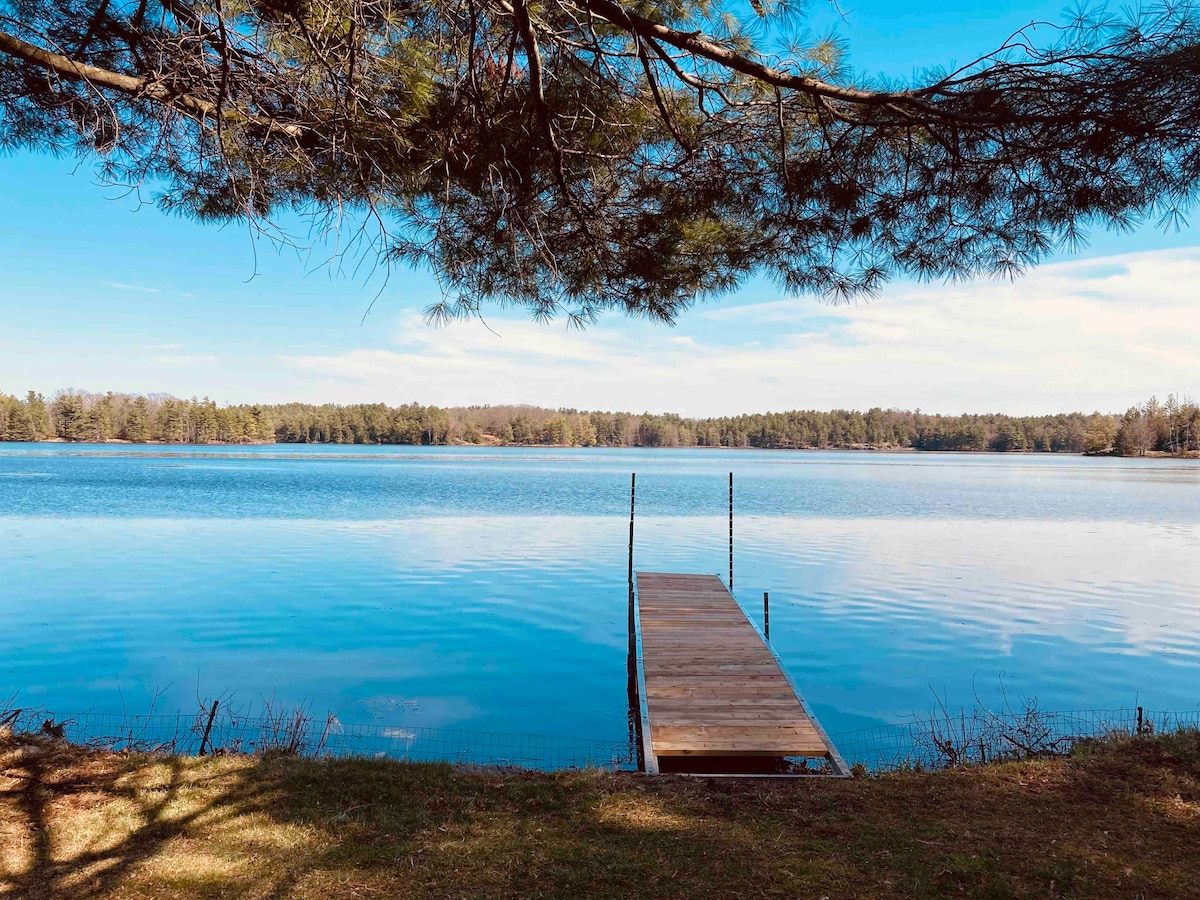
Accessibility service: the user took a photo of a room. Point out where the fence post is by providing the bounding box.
[1137,706,1144,735]
[763,591,770,641]
[199,699,219,756]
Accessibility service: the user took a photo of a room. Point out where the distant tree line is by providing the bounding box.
[1,390,1197,456]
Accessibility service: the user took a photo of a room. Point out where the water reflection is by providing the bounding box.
[1,447,1198,744]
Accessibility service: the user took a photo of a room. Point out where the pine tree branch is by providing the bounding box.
[572,0,960,119]
[0,27,304,138]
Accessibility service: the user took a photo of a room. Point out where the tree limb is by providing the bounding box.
[0,27,303,138]
[573,0,953,116]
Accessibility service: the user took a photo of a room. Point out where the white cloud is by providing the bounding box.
[281,248,1200,415]
[104,282,160,294]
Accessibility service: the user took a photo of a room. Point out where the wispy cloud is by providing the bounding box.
[104,282,160,294]
[282,248,1200,415]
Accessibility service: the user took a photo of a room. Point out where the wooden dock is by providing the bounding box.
[633,572,847,776]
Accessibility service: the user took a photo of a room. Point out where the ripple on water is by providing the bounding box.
[1,450,1199,742]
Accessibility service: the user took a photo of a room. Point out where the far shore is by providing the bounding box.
[3,438,1198,458]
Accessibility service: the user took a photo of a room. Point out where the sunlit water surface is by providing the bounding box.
[2,445,1198,744]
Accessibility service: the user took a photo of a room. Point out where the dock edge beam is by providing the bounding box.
[631,573,658,774]
[738,595,852,778]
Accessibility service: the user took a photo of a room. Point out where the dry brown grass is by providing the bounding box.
[2,730,1198,898]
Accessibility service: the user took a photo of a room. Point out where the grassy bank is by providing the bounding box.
[2,731,1198,899]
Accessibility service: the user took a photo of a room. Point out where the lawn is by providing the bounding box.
[2,730,1198,898]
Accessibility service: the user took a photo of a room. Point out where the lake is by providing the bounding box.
[2,444,1198,763]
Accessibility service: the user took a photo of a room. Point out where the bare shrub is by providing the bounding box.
[979,690,1073,760]
[908,691,991,768]
[0,693,21,743]
[907,684,1132,770]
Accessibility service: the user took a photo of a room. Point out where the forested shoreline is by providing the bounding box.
[1,389,1197,456]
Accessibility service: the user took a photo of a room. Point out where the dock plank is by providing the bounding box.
[635,571,840,768]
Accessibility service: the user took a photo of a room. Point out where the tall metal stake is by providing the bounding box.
[728,472,734,590]
[626,472,643,769]
[628,473,636,586]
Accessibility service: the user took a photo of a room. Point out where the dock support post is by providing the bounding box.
[628,473,636,586]
[627,582,643,770]
[763,591,770,641]
[626,473,644,770]
[728,472,733,590]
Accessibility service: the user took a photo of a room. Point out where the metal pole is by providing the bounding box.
[627,580,641,770]
[763,591,770,641]
[628,473,636,586]
[626,471,643,770]
[728,472,733,590]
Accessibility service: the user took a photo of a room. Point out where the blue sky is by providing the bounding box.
[1,0,1197,415]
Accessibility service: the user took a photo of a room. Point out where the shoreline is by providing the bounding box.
[7,393,1195,457]
[2,439,1197,459]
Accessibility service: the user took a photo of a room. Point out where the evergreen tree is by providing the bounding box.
[123,396,152,442]
[86,392,116,442]
[1114,407,1153,457]
[4,403,37,441]
[156,398,186,443]
[574,415,598,448]
[24,391,50,440]
[51,392,87,441]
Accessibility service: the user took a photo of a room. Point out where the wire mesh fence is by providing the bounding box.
[833,706,1200,772]
[2,706,638,771]
[4,702,1196,774]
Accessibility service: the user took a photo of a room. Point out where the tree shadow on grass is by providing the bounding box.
[0,739,498,898]
[1,742,269,898]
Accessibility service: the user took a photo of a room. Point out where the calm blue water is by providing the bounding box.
[2,444,1199,747]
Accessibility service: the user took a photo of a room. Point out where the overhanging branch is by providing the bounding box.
[0,27,304,138]
[572,0,936,112]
